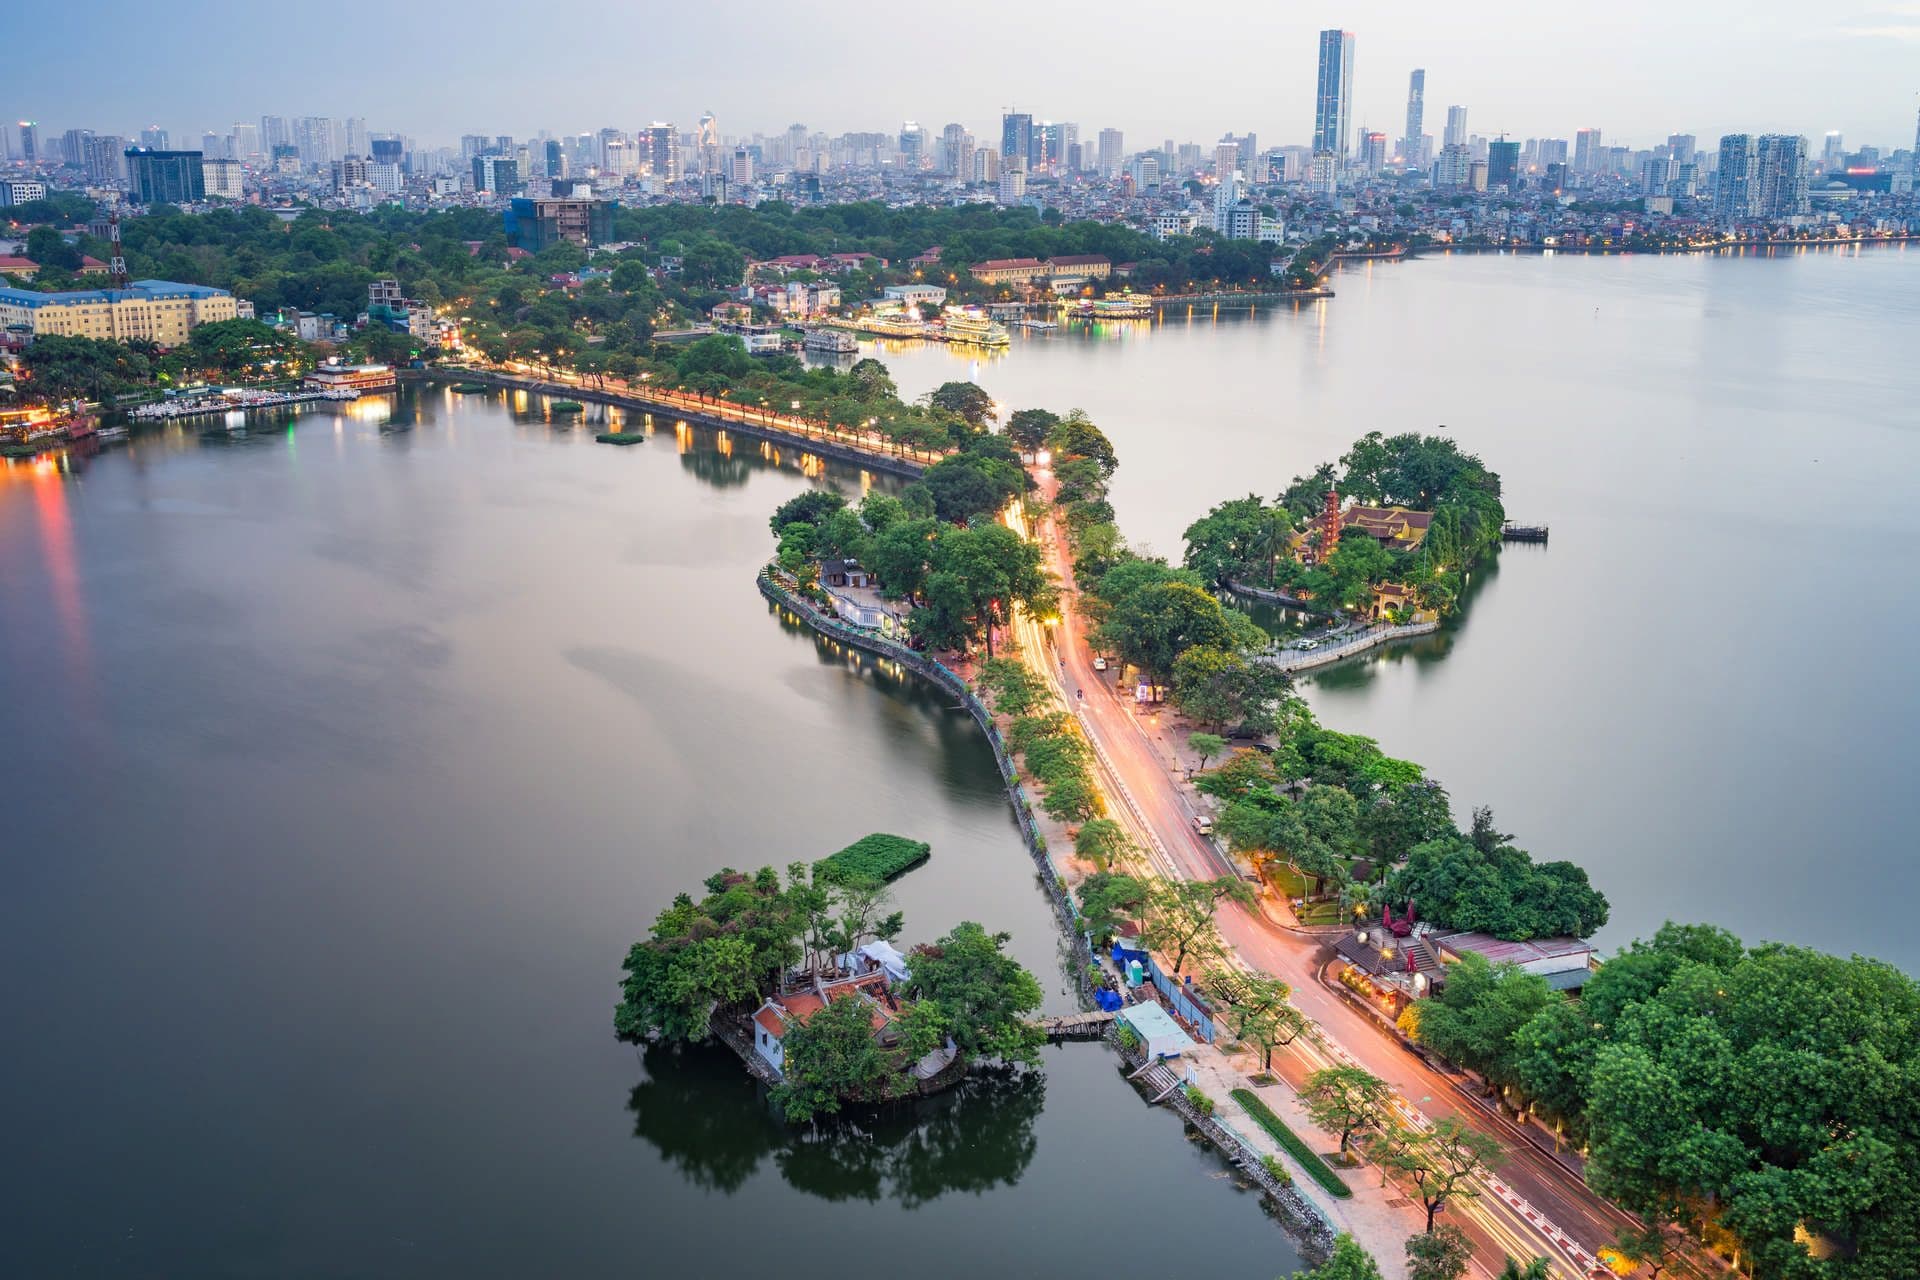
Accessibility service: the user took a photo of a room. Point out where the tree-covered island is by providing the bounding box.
[614,837,1043,1123]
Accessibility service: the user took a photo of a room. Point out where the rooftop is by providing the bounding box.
[0,279,232,307]
[1431,929,1594,967]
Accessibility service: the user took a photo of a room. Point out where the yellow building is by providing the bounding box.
[0,279,238,346]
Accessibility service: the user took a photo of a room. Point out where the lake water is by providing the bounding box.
[0,393,1296,1278]
[882,246,1920,972]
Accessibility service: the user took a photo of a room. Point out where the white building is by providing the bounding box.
[0,179,47,206]
[203,158,245,201]
[997,169,1026,205]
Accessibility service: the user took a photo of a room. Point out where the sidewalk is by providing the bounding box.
[1181,1044,1422,1280]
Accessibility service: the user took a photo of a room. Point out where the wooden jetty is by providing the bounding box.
[1501,522,1550,543]
[1035,1010,1118,1042]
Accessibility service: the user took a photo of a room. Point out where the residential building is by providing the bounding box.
[1573,127,1602,174]
[1444,106,1468,149]
[1754,134,1810,217]
[644,124,680,181]
[124,149,205,204]
[1312,29,1355,168]
[1361,131,1388,175]
[138,126,170,150]
[729,148,754,184]
[1098,127,1124,176]
[230,122,261,163]
[1714,133,1755,220]
[83,134,126,184]
[471,155,522,194]
[203,158,245,200]
[0,279,237,344]
[997,168,1026,205]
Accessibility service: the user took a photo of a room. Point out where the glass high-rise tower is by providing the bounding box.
[1312,30,1354,164]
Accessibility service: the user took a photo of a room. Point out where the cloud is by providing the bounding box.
[1838,21,1920,38]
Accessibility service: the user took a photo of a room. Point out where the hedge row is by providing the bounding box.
[1229,1088,1352,1199]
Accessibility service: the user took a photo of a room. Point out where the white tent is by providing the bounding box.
[855,940,912,985]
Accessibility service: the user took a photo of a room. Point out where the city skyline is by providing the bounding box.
[9,1,1920,155]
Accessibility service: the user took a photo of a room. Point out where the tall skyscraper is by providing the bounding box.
[1573,128,1603,174]
[644,124,680,181]
[898,121,926,170]
[1487,138,1519,188]
[1667,133,1697,167]
[139,126,170,150]
[1213,141,1239,180]
[83,134,126,184]
[344,118,368,159]
[1401,70,1425,167]
[200,132,229,160]
[1000,112,1032,163]
[1754,134,1809,217]
[1444,106,1468,149]
[939,123,968,176]
[696,112,720,174]
[124,148,205,203]
[1714,133,1755,220]
[234,121,264,164]
[1361,131,1388,175]
[16,121,40,164]
[259,116,290,154]
[1312,29,1355,165]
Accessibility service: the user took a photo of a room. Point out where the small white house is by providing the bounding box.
[1119,1002,1195,1061]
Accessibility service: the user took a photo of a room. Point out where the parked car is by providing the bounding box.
[1092,655,1108,671]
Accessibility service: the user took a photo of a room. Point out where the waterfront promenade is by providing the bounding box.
[418,365,936,479]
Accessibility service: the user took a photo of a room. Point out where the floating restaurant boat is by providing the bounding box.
[1063,293,1154,320]
[939,306,1012,347]
[304,362,398,395]
[802,327,859,354]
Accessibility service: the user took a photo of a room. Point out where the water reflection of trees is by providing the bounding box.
[627,1044,1042,1205]
[677,446,756,489]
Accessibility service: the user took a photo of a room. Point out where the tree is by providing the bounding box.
[1006,407,1060,453]
[1409,953,1554,1090]
[1170,645,1288,733]
[1386,1116,1501,1232]
[1296,1233,1386,1280]
[768,488,847,536]
[1207,970,1308,1070]
[1141,876,1254,974]
[920,452,1024,524]
[1075,871,1149,942]
[1188,732,1227,773]
[1603,1224,1681,1280]
[1072,817,1131,868]
[1182,495,1268,590]
[1047,410,1117,477]
[18,334,152,401]
[1301,1066,1393,1154]
[1404,1224,1473,1280]
[1493,1260,1550,1280]
[773,988,894,1121]
[919,522,1054,658]
[905,922,1044,1064]
[1101,579,1235,685]
[926,380,995,428]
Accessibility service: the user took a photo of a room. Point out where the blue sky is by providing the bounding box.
[11,0,1918,152]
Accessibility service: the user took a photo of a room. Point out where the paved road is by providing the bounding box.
[1013,489,1653,1280]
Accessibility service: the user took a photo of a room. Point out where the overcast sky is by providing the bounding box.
[12,0,1918,153]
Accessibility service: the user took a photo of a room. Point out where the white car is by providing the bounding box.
[1193,814,1215,836]
[1092,656,1108,671]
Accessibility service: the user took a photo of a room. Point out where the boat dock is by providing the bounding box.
[1034,1010,1118,1041]
[1501,522,1550,543]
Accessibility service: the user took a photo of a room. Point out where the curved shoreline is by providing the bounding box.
[757,568,1339,1264]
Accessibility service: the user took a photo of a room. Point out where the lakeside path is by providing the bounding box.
[1007,480,1664,1280]
[419,364,938,478]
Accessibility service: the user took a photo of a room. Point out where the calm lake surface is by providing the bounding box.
[882,245,1920,972]
[0,393,1296,1278]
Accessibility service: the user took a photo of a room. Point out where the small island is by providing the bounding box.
[615,837,1043,1122]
